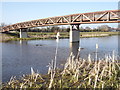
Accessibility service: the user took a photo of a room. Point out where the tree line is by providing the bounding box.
[29,25,117,32]
[0,23,119,32]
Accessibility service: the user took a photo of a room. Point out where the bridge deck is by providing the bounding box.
[2,10,120,31]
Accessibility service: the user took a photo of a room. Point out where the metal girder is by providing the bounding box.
[2,10,120,31]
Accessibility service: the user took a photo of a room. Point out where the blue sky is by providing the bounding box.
[2,2,119,28]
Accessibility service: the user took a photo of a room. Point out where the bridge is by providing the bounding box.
[2,9,120,57]
[2,10,120,31]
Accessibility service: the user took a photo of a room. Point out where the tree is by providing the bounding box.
[0,23,7,31]
[80,26,84,32]
[50,26,60,33]
[97,25,111,32]
[66,27,70,32]
[84,26,91,32]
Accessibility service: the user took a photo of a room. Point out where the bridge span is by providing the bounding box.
[2,10,120,56]
[2,10,120,32]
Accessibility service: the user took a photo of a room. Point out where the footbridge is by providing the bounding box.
[3,10,119,31]
[2,10,120,56]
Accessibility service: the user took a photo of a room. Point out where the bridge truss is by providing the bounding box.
[2,10,120,31]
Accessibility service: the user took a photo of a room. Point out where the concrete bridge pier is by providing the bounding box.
[19,28,28,38]
[69,24,80,58]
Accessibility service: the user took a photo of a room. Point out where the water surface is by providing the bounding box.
[2,35,119,82]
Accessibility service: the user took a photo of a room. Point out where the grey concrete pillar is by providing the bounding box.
[70,25,80,43]
[20,29,28,38]
[69,24,80,58]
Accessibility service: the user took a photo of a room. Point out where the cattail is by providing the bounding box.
[112,51,115,62]
[31,67,35,76]
[96,44,98,49]
[88,76,92,85]
[95,43,99,61]
[56,32,60,42]
[88,54,91,63]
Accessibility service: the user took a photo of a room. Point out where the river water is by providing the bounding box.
[1,35,120,82]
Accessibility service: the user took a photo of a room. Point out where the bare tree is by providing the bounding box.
[0,23,7,31]
[97,25,111,32]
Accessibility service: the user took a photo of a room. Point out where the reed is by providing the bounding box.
[2,50,120,89]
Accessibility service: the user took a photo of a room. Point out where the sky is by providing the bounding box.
[1,2,119,28]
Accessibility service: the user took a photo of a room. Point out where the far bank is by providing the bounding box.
[0,32,120,42]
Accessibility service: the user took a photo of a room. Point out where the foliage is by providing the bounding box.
[97,25,111,32]
[27,25,117,32]
[0,23,7,31]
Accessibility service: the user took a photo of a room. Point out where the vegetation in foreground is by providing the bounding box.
[2,51,120,89]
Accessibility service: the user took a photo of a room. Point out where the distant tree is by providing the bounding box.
[80,26,84,32]
[60,26,67,32]
[85,27,91,30]
[84,26,91,32]
[0,23,7,31]
[97,25,111,32]
[29,27,41,32]
[66,27,70,32]
[50,26,60,33]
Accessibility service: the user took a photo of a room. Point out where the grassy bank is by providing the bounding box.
[1,32,120,42]
[80,32,120,38]
[81,32,120,35]
[2,52,120,89]
[0,33,18,42]
[28,32,120,38]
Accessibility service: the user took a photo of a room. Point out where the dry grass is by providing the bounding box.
[2,51,120,89]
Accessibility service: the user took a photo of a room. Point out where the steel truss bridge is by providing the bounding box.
[2,10,120,32]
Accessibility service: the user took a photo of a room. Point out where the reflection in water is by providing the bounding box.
[2,35,119,82]
[20,40,28,45]
[70,42,79,58]
[118,35,120,54]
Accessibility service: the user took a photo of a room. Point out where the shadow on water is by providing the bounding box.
[70,42,79,58]
[19,40,28,45]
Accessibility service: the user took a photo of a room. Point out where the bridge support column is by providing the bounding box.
[69,24,80,58]
[20,29,28,38]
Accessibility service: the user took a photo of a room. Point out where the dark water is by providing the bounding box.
[1,35,119,82]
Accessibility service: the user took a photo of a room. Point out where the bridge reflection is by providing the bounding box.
[70,42,79,58]
[20,40,28,45]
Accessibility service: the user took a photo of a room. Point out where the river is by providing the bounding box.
[1,35,120,82]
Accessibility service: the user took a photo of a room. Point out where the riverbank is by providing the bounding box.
[0,32,120,42]
[80,32,120,38]
[28,31,120,38]
[2,53,120,89]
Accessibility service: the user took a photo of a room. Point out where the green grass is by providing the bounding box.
[1,32,120,42]
[80,32,120,35]
[28,32,120,37]
[28,31,119,35]
[28,31,120,38]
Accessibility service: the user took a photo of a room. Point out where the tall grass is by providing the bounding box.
[2,50,120,89]
[2,34,120,89]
